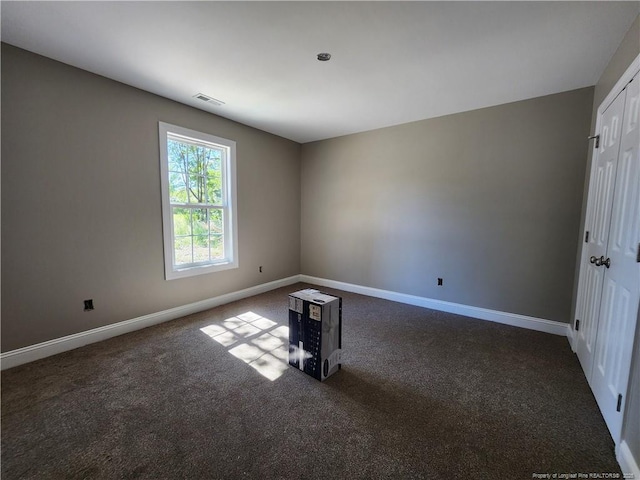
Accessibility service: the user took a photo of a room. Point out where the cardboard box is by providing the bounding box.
[288,289,342,381]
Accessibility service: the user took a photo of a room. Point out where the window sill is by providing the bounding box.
[165,260,238,280]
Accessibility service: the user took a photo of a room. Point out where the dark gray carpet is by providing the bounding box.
[2,283,621,479]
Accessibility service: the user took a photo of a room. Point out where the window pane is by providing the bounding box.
[188,175,207,204]
[173,208,192,236]
[174,236,192,265]
[211,234,224,260]
[187,144,207,176]
[167,139,187,173]
[168,137,224,206]
[209,209,223,234]
[192,208,209,236]
[206,154,223,204]
[169,171,188,203]
[193,235,210,263]
[180,144,197,177]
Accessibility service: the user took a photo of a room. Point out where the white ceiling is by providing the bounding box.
[2,1,639,143]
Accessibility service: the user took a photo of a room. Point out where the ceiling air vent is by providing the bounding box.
[193,93,225,107]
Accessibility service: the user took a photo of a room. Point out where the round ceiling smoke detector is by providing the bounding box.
[317,53,331,62]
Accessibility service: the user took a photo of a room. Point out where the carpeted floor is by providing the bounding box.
[1,283,621,479]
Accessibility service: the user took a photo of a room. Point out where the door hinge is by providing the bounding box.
[585,231,589,243]
[637,243,640,263]
[617,394,623,412]
[575,319,580,331]
[588,134,600,149]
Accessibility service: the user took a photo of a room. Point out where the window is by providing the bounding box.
[159,122,238,280]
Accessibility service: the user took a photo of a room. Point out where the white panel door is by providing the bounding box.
[590,72,640,442]
[576,88,627,380]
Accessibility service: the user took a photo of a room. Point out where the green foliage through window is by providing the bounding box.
[167,135,226,266]
[167,138,223,205]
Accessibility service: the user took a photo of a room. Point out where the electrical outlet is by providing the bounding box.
[437,278,443,286]
[84,299,94,311]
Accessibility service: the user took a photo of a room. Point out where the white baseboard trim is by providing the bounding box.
[0,275,300,371]
[617,440,640,478]
[300,275,568,336]
[2,273,571,370]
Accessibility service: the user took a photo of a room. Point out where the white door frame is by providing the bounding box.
[574,52,640,445]
[575,52,640,345]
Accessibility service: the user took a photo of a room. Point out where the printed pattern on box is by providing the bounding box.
[288,289,342,381]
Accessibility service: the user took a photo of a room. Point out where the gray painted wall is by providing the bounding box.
[1,44,301,352]
[301,87,594,323]
[586,14,640,468]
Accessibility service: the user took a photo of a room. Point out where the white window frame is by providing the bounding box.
[159,122,238,280]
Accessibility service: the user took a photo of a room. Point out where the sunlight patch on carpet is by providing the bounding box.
[201,312,289,381]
